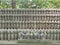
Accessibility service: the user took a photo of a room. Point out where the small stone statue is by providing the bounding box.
[34,31,39,39]
[26,31,31,39]
[18,31,24,40]
[41,32,47,40]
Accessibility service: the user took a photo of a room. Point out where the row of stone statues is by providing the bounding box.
[18,31,47,40]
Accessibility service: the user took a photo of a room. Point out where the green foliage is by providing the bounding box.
[0,0,12,9]
[16,0,60,8]
[0,0,60,9]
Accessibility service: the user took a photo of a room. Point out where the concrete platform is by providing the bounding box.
[0,40,18,44]
[0,40,60,45]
